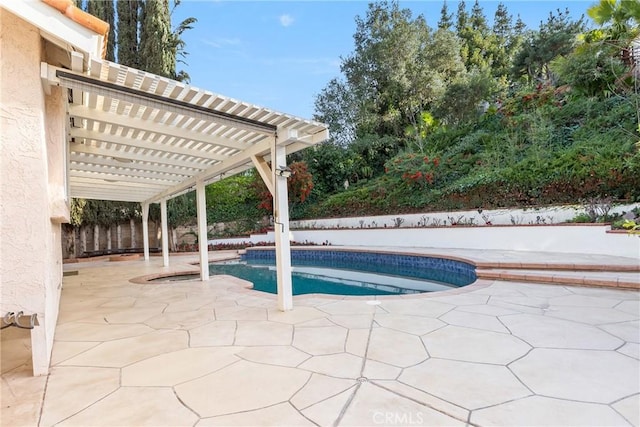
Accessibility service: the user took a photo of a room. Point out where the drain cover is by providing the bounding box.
[356,377,368,383]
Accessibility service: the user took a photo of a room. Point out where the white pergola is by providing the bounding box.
[42,58,329,311]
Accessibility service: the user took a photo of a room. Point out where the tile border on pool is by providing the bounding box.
[243,247,477,286]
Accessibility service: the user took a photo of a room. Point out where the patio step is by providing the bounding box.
[476,268,640,290]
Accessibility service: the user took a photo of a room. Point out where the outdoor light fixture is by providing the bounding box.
[112,156,133,164]
[275,166,292,178]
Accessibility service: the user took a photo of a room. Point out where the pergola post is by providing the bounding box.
[272,142,293,311]
[196,180,209,281]
[142,202,150,261]
[160,199,169,267]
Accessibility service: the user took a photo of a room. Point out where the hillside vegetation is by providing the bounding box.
[287,0,640,220]
[71,0,640,239]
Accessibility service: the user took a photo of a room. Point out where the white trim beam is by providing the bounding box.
[1,0,103,60]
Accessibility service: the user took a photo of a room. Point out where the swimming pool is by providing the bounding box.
[208,248,476,296]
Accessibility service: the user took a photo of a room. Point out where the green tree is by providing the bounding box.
[493,3,511,39]
[509,14,528,61]
[139,0,174,78]
[167,193,196,228]
[435,69,499,125]
[339,2,455,139]
[491,3,514,78]
[170,1,198,82]
[469,0,488,32]
[116,0,140,68]
[426,28,466,84]
[552,40,628,97]
[303,142,356,194]
[438,1,454,30]
[138,0,197,81]
[70,200,140,227]
[455,0,468,36]
[315,1,465,152]
[86,0,116,61]
[457,0,496,71]
[313,78,357,146]
[350,134,401,179]
[512,9,586,82]
[205,174,261,225]
[584,0,640,132]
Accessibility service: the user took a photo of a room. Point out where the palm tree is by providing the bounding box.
[587,0,640,40]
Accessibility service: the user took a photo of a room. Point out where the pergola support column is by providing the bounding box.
[272,143,293,311]
[142,202,150,261]
[160,199,169,267]
[196,181,209,281]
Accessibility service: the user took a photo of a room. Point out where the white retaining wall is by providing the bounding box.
[209,204,640,259]
[210,225,640,259]
[291,226,639,259]
[289,204,639,229]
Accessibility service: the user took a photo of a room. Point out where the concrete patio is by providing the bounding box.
[2,249,639,426]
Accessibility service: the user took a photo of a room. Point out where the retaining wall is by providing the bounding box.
[210,224,640,259]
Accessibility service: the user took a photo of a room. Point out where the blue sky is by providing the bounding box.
[172,1,594,120]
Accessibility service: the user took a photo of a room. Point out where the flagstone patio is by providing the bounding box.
[2,250,639,426]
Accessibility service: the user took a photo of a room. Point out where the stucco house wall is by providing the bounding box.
[0,0,108,375]
[1,9,73,375]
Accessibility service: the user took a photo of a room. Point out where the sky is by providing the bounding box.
[172,1,595,120]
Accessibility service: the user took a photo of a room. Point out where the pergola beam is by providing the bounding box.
[143,136,277,204]
[251,155,274,196]
[69,161,189,182]
[68,105,257,151]
[69,171,174,188]
[70,128,231,162]
[69,142,212,170]
[56,69,278,135]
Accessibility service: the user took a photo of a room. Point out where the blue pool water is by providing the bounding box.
[208,250,476,296]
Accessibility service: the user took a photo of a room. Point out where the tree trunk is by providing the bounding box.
[130,218,136,248]
[93,224,99,251]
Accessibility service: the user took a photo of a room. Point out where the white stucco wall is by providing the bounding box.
[210,225,640,259]
[0,10,66,375]
[290,204,639,229]
[289,226,640,259]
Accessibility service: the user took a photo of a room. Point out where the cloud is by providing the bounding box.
[279,14,294,27]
